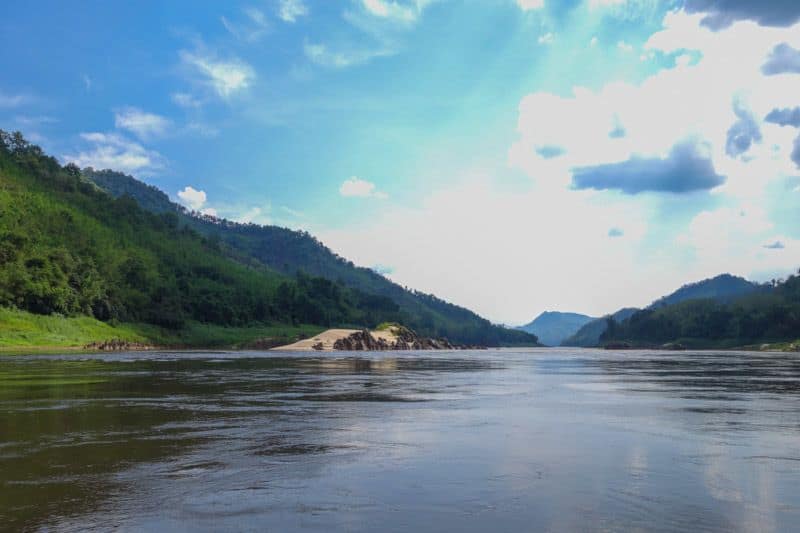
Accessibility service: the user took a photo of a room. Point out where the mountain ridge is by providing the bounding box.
[517,311,595,347]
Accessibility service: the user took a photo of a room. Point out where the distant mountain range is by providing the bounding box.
[560,274,762,347]
[516,311,596,347]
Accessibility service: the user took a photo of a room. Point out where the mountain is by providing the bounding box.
[561,274,764,347]
[517,311,595,346]
[561,308,638,347]
[648,274,759,309]
[602,273,799,348]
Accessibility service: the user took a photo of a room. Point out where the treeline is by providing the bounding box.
[600,272,800,347]
[1,131,536,346]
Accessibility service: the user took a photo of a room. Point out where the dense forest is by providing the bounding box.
[600,273,800,347]
[0,131,536,346]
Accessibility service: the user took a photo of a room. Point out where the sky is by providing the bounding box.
[2,0,800,325]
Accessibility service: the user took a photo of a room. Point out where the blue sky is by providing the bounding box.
[2,0,800,323]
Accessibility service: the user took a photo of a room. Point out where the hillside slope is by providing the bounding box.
[517,311,595,346]
[648,274,759,309]
[561,308,638,347]
[602,273,799,348]
[83,167,535,346]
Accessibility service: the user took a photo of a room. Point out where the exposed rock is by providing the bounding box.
[312,342,324,351]
[84,339,154,351]
[331,326,474,351]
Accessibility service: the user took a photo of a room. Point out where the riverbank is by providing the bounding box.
[0,308,324,354]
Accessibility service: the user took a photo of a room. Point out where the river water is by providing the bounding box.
[1,348,800,532]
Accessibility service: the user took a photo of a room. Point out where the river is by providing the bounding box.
[1,348,799,531]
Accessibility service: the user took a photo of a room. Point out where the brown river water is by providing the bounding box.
[1,348,799,532]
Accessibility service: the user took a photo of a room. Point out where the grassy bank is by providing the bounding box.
[0,308,324,353]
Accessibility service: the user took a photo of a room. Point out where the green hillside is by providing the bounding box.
[0,131,535,348]
[601,273,800,348]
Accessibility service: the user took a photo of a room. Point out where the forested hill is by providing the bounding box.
[601,272,800,348]
[0,131,535,346]
[82,167,535,346]
[648,274,760,309]
[562,273,767,347]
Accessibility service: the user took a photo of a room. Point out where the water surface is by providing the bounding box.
[2,348,800,532]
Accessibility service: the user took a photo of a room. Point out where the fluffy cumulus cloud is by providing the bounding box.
[339,177,388,199]
[114,107,171,139]
[177,186,217,216]
[64,133,164,174]
[683,0,800,30]
[761,43,800,75]
[180,51,255,98]
[177,186,207,210]
[572,138,725,194]
[510,10,800,200]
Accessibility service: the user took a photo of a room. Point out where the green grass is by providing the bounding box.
[0,307,324,353]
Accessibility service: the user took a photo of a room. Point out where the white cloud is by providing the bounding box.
[64,133,164,174]
[114,107,171,139]
[538,32,554,45]
[278,0,308,22]
[177,186,208,210]
[617,40,633,52]
[0,90,28,108]
[517,0,545,10]
[590,36,598,47]
[362,0,417,22]
[304,42,393,68]
[171,92,203,108]
[510,13,800,202]
[222,7,269,42]
[180,51,255,98]
[339,177,389,199]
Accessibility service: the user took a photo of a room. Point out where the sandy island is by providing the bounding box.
[272,328,400,351]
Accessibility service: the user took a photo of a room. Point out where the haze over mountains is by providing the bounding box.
[516,311,595,347]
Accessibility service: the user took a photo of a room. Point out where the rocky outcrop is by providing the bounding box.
[84,339,155,351]
[332,327,477,351]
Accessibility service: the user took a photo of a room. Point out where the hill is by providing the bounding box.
[561,273,764,347]
[0,130,535,348]
[601,272,799,348]
[561,308,638,347]
[648,274,759,309]
[82,166,535,346]
[517,311,595,346]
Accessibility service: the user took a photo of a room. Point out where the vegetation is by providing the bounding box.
[0,131,536,348]
[600,271,800,348]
